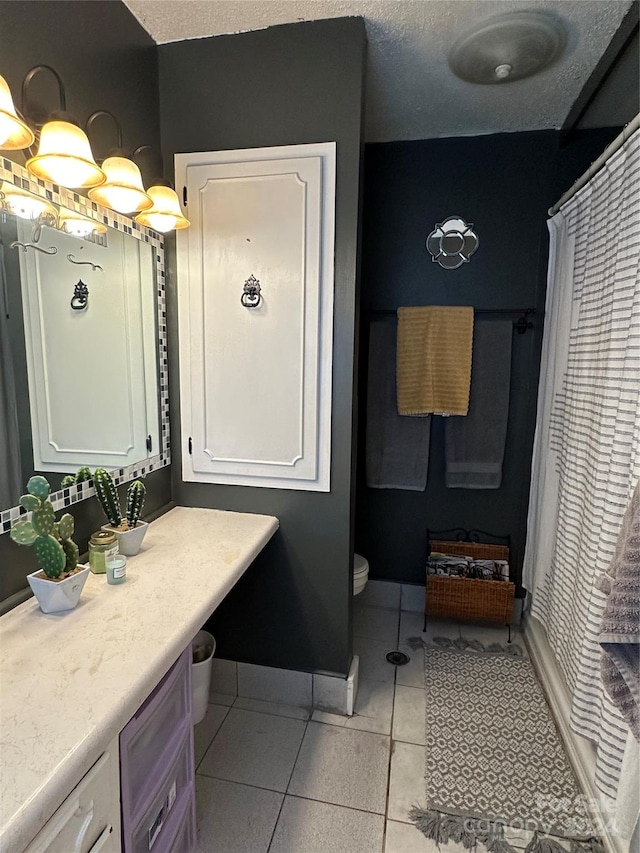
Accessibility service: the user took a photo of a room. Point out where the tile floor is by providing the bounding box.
[192,580,525,853]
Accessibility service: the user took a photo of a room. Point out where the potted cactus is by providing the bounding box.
[60,466,92,488]
[10,476,89,613]
[95,468,148,556]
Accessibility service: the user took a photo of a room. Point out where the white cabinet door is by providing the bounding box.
[23,741,121,853]
[18,224,158,474]
[176,143,335,491]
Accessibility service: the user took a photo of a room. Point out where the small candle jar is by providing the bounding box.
[89,530,118,574]
[106,554,127,585]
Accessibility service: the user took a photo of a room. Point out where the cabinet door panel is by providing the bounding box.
[18,224,157,473]
[177,143,335,491]
[24,743,120,853]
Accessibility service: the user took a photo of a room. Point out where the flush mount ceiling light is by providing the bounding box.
[0,74,34,150]
[22,65,105,189]
[86,111,152,214]
[448,11,566,84]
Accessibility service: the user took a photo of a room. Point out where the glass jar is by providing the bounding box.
[106,554,127,585]
[89,530,119,574]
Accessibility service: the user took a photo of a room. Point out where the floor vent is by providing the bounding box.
[386,650,410,666]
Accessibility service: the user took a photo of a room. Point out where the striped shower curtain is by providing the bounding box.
[523,128,640,799]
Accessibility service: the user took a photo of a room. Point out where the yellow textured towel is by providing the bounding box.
[396,306,474,416]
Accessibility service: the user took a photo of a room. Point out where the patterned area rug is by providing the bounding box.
[411,644,601,853]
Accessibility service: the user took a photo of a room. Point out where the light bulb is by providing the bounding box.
[146,212,178,233]
[495,64,513,80]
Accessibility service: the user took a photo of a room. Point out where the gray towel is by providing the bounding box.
[366,319,431,490]
[598,480,640,741]
[445,320,512,489]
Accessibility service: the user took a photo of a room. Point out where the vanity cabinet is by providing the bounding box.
[1,508,279,853]
[176,143,336,492]
[23,741,120,853]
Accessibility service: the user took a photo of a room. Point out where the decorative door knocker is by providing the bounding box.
[71,280,89,310]
[241,274,262,308]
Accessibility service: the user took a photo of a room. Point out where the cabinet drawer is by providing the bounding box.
[165,797,196,853]
[120,649,191,820]
[127,732,193,853]
[24,742,120,853]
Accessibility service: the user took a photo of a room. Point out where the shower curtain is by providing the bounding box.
[523,128,640,800]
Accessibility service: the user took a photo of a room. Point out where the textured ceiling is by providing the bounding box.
[124,0,633,142]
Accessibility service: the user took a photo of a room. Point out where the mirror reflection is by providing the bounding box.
[0,185,160,511]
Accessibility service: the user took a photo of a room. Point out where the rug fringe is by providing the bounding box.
[409,808,518,853]
[525,832,604,853]
[430,636,524,656]
[410,809,602,853]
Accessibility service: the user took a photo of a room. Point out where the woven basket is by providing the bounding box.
[426,539,514,625]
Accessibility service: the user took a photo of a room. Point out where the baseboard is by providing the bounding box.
[208,656,360,717]
[523,616,628,853]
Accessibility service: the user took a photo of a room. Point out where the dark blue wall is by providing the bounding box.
[355,128,621,591]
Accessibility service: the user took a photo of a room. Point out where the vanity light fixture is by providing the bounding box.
[27,120,106,189]
[22,66,105,190]
[58,208,107,238]
[135,182,190,233]
[86,111,152,214]
[132,146,190,233]
[0,74,34,150]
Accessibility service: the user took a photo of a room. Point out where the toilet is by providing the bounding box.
[353,553,369,595]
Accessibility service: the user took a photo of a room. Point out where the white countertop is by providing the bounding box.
[0,506,279,853]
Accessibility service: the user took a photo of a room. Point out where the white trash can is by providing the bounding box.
[191,630,216,725]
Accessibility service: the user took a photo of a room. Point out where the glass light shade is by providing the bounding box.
[88,156,153,214]
[26,120,105,189]
[0,183,56,221]
[135,185,190,233]
[58,208,107,238]
[0,75,34,150]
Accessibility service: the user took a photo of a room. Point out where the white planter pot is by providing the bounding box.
[102,520,149,556]
[27,564,90,614]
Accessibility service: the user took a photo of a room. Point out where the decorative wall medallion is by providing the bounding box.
[426,216,479,269]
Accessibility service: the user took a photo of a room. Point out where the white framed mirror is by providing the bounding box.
[0,158,169,533]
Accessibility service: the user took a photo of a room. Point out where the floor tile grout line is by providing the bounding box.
[270,788,390,818]
[208,697,312,722]
[194,704,231,772]
[231,697,312,721]
[381,601,401,851]
[266,718,309,852]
